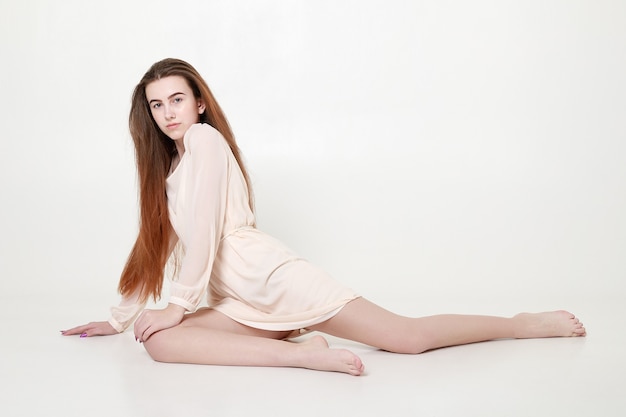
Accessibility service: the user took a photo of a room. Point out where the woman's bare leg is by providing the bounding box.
[141,309,364,375]
[311,298,586,354]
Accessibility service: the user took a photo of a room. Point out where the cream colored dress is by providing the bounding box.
[108,123,358,333]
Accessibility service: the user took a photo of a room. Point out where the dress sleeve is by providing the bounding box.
[108,223,179,332]
[108,290,147,333]
[168,124,229,312]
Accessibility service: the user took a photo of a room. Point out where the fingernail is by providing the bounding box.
[80,333,87,338]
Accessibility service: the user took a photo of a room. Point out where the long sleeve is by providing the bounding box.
[168,124,229,312]
[108,290,146,332]
[108,222,179,332]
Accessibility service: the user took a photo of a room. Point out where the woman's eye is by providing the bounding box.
[152,103,161,109]
[173,97,183,103]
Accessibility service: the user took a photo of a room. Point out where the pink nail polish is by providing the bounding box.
[80,333,87,338]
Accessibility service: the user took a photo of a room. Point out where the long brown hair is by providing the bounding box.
[118,58,254,303]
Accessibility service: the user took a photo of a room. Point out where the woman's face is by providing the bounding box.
[145,75,206,143]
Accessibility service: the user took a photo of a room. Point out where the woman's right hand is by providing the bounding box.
[61,321,118,338]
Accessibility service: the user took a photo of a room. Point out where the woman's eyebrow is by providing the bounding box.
[148,92,186,104]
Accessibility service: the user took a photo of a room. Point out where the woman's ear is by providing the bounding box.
[197,100,206,115]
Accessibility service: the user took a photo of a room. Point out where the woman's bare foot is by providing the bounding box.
[295,335,365,376]
[513,310,586,338]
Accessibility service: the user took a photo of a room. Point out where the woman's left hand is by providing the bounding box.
[134,303,186,342]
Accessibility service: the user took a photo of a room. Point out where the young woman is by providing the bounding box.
[62,58,586,376]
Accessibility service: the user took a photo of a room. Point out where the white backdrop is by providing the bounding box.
[1,0,624,319]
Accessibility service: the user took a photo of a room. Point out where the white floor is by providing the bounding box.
[2,292,624,417]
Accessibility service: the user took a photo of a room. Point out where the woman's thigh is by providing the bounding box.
[180,308,293,340]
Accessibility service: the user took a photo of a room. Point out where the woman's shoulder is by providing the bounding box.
[184,123,224,148]
[182,123,230,166]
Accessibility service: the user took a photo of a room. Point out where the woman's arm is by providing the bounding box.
[167,124,229,312]
[64,223,180,337]
[62,288,146,338]
[135,124,230,341]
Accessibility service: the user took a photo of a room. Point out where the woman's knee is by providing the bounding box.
[142,331,172,362]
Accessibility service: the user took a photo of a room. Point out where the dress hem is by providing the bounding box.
[211,295,361,332]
